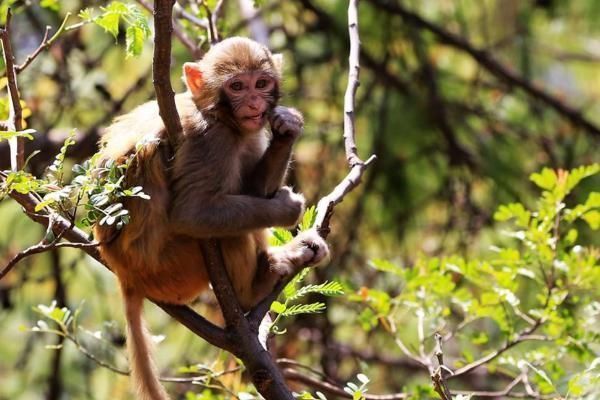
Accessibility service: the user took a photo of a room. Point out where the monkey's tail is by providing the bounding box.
[122,288,171,400]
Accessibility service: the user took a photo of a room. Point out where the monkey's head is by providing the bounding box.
[183,37,283,134]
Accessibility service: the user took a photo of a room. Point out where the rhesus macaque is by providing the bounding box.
[94,37,329,400]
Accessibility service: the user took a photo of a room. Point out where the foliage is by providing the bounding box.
[1,133,152,230]
[350,164,600,398]
[79,1,151,57]
[269,207,344,334]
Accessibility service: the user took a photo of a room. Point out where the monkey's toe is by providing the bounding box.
[297,232,330,268]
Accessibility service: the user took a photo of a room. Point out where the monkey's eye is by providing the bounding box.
[256,79,268,89]
[230,81,243,91]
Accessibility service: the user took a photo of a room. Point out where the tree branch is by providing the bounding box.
[152,0,183,150]
[0,9,25,170]
[366,0,600,138]
[15,12,72,74]
[137,0,202,58]
[313,0,376,239]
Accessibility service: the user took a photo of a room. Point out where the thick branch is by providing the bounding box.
[153,0,183,149]
[138,0,201,57]
[0,9,25,170]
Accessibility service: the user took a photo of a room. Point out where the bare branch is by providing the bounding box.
[313,0,376,239]
[153,0,183,149]
[15,13,72,73]
[450,323,550,378]
[203,2,220,44]
[343,0,362,168]
[0,9,25,170]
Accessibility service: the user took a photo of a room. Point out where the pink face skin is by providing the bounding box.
[223,71,277,133]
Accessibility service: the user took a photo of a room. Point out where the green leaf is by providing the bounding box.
[493,203,531,227]
[270,301,286,314]
[357,308,378,331]
[96,12,121,38]
[40,0,60,11]
[289,281,344,301]
[530,168,557,190]
[126,26,145,57]
[0,128,36,141]
[518,360,556,390]
[370,258,404,276]
[299,206,316,231]
[78,8,94,22]
[281,302,326,316]
[582,210,599,230]
[566,164,599,193]
[283,267,310,298]
[270,228,293,245]
[103,1,130,14]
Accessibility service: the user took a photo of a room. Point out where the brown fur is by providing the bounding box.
[94,37,328,400]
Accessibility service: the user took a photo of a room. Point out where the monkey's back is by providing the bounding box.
[94,96,211,304]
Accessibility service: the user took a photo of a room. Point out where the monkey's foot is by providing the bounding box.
[296,229,330,268]
[269,229,330,276]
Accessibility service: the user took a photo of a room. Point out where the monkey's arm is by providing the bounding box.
[169,189,303,238]
[244,106,303,197]
[243,139,293,197]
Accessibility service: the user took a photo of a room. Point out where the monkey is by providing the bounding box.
[93,37,329,400]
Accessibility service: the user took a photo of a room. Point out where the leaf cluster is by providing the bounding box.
[350,164,600,397]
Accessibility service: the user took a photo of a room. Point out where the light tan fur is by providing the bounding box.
[94,37,329,400]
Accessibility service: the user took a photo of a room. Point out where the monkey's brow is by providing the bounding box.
[214,58,273,76]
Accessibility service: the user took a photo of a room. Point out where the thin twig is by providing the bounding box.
[137,0,201,57]
[450,322,549,378]
[173,1,208,29]
[15,13,72,73]
[203,1,220,44]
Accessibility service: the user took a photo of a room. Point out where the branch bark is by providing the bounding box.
[314,0,376,238]
[0,9,25,170]
[152,0,183,151]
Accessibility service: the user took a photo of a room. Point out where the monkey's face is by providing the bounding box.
[223,71,278,134]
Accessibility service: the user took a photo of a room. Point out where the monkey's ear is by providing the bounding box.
[183,62,204,96]
[272,53,284,75]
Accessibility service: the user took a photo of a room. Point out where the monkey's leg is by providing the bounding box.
[249,229,330,305]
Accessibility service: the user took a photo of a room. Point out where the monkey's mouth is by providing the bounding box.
[244,112,265,122]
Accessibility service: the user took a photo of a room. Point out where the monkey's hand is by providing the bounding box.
[272,186,305,227]
[269,229,330,276]
[269,106,304,141]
